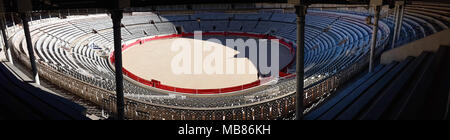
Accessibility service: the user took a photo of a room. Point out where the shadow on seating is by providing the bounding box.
[0,62,89,120]
[306,46,450,120]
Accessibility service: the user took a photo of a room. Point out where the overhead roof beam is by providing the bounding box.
[0,0,390,11]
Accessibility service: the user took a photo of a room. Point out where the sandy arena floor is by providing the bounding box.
[122,37,292,89]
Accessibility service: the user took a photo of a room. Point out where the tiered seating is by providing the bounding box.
[165,11,383,87]
[270,13,296,23]
[8,10,389,109]
[8,2,448,114]
[332,2,449,47]
[306,46,450,120]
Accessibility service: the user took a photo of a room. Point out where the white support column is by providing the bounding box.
[0,14,13,65]
[391,1,405,49]
[397,1,406,41]
[30,12,33,21]
[2,15,7,35]
[21,12,40,85]
[0,1,12,64]
[19,0,39,84]
[369,5,381,73]
[11,13,15,33]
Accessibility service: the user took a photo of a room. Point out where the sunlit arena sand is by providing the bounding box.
[122,37,293,89]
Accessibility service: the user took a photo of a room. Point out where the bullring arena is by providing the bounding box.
[1,0,449,120]
[9,9,387,119]
[118,32,295,94]
[123,37,261,90]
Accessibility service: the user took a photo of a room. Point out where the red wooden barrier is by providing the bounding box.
[110,32,297,94]
[197,89,221,94]
[175,88,197,94]
[221,85,244,93]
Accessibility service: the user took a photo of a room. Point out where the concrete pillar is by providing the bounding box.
[295,5,307,120]
[397,1,406,41]
[11,13,15,32]
[20,12,40,85]
[369,6,381,73]
[0,14,13,64]
[391,1,405,49]
[29,12,33,21]
[111,9,125,120]
[2,15,7,35]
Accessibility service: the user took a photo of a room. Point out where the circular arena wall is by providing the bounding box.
[110,32,296,94]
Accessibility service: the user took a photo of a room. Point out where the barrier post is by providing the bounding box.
[111,9,125,120]
[20,11,41,85]
[0,12,13,65]
[390,1,405,49]
[369,5,381,73]
[294,3,308,120]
